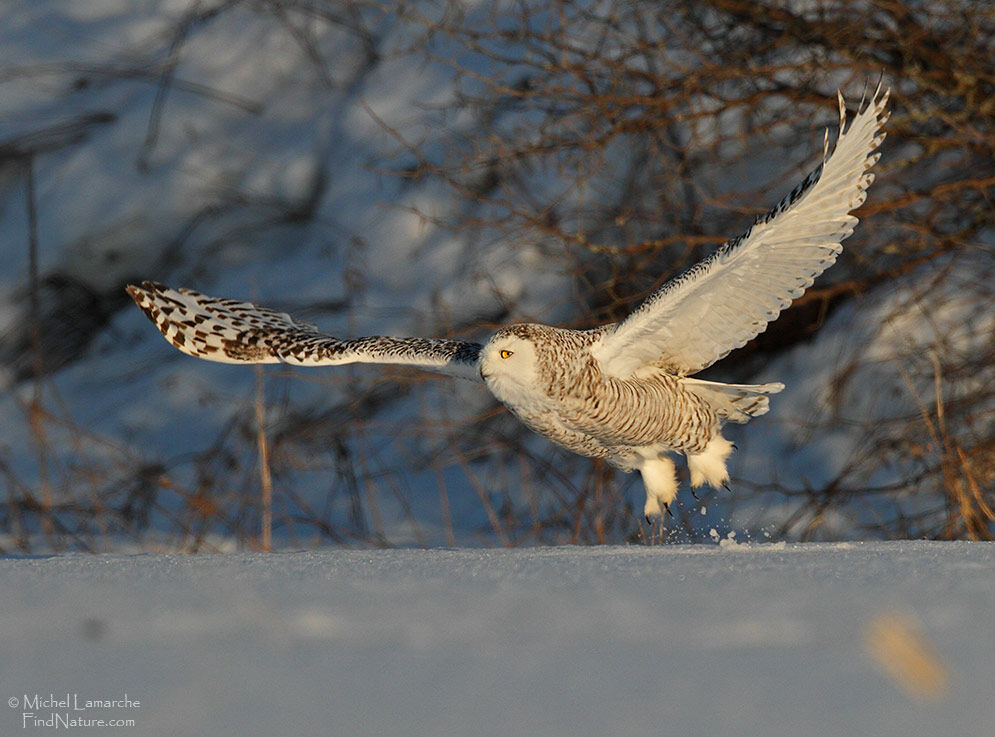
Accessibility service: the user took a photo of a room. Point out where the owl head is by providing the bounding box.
[479,325,542,402]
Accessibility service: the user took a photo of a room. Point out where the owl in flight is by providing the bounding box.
[129,87,888,521]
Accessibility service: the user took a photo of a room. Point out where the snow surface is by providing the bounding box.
[2,541,993,736]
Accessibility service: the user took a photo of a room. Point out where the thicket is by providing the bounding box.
[2,0,992,550]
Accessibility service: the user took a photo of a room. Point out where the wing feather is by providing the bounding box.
[127,281,484,382]
[592,86,889,377]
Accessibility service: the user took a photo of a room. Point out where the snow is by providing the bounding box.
[2,541,993,736]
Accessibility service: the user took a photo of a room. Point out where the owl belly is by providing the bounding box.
[503,373,717,471]
[555,372,718,456]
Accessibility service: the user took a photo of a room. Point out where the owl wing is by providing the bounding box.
[591,86,889,378]
[127,281,484,382]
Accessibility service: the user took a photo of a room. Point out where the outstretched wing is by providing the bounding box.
[592,86,890,378]
[127,281,484,382]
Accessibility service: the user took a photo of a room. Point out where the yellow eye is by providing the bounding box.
[499,349,514,359]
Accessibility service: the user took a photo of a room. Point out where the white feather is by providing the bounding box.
[592,87,890,378]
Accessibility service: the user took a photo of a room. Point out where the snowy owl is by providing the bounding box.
[129,87,889,521]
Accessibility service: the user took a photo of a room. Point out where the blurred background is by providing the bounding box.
[1,0,992,551]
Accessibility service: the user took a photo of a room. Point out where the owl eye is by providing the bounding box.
[499,349,514,359]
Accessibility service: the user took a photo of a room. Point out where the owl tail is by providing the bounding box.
[681,378,785,424]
